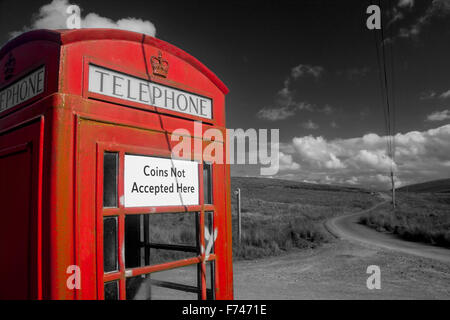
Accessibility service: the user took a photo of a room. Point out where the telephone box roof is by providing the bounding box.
[0,28,229,94]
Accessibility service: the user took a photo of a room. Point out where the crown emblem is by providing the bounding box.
[151,51,169,78]
[4,53,16,81]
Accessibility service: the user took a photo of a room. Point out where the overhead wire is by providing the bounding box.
[373,1,392,162]
[372,0,397,204]
[387,0,397,165]
[378,0,397,205]
[378,0,394,162]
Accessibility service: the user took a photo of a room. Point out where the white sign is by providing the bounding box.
[88,64,212,119]
[0,66,45,113]
[124,154,199,207]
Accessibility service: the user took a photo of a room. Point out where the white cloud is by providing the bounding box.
[256,64,331,121]
[439,90,450,99]
[276,124,450,189]
[427,109,450,121]
[325,153,346,169]
[375,174,402,188]
[257,106,297,121]
[83,14,156,35]
[399,0,450,39]
[291,64,324,79]
[420,91,437,100]
[292,135,345,169]
[345,176,359,185]
[420,90,450,100]
[353,150,396,171]
[301,120,319,130]
[279,152,301,171]
[256,97,314,121]
[398,0,414,8]
[9,0,156,39]
[320,105,334,115]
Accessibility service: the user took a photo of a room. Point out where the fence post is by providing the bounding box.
[235,188,241,245]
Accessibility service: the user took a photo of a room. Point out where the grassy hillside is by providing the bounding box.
[230,176,379,260]
[398,178,450,193]
[360,192,450,248]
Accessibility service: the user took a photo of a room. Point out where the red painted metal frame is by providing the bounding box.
[0,117,44,299]
[0,28,233,300]
[83,121,221,299]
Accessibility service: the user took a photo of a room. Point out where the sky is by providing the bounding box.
[1,0,449,189]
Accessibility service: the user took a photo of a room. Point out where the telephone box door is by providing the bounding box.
[76,117,228,300]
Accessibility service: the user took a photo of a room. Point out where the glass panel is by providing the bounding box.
[203,163,212,204]
[149,248,194,266]
[103,152,118,208]
[126,264,199,300]
[103,217,118,273]
[148,211,198,250]
[205,211,214,254]
[104,281,119,300]
[125,215,144,269]
[125,212,199,268]
[206,262,215,300]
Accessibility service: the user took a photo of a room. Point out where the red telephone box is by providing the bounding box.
[0,29,233,300]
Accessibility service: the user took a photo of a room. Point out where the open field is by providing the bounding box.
[359,191,450,248]
[232,178,450,300]
[398,178,450,193]
[230,177,379,259]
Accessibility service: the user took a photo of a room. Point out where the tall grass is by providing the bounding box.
[231,177,379,259]
[232,215,327,259]
[359,192,450,248]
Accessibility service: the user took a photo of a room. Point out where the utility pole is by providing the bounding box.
[235,188,241,245]
[391,171,396,209]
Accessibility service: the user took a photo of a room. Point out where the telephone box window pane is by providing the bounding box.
[146,212,199,247]
[126,265,199,300]
[205,211,214,254]
[125,214,145,269]
[206,262,215,300]
[125,212,199,268]
[103,152,118,208]
[104,281,119,300]
[103,217,118,273]
[203,164,212,204]
[149,248,194,265]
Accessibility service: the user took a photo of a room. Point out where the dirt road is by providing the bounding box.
[325,203,450,264]
[234,201,450,299]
